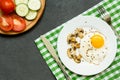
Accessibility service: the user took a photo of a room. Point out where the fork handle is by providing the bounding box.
[109,24,120,40]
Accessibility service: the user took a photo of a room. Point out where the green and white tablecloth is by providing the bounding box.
[35,0,120,80]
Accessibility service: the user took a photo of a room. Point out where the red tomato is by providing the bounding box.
[0,15,13,31]
[0,0,15,14]
[11,14,26,32]
[0,17,2,22]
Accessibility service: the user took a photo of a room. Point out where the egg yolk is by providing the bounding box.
[91,34,104,48]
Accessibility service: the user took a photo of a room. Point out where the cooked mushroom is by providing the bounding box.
[66,27,85,63]
[75,43,80,48]
[74,59,81,63]
[72,54,81,63]
[67,48,76,59]
[76,54,82,61]
[71,42,80,49]
[75,28,84,34]
[78,32,84,39]
[67,48,72,58]
[67,34,76,44]
[70,37,76,43]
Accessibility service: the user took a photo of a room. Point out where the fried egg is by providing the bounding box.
[79,27,108,65]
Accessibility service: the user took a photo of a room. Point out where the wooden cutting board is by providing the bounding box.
[0,0,45,35]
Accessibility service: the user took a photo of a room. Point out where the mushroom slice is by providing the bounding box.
[76,54,82,61]
[71,42,80,49]
[75,28,84,33]
[67,34,76,44]
[72,54,81,63]
[78,32,84,39]
[67,48,72,58]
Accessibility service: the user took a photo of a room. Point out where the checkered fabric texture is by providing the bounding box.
[35,0,120,80]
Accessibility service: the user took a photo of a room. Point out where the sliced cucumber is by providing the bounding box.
[15,0,28,5]
[28,0,41,10]
[16,4,29,17]
[25,10,37,20]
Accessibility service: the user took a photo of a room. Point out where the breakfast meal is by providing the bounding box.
[0,0,42,34]
[67,27,108,65]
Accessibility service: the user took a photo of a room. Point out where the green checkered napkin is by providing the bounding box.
[35,0,120,80]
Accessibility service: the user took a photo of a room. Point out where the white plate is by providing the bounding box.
[57,15,117,76]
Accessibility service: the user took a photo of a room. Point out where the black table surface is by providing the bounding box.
[0,0,102,80]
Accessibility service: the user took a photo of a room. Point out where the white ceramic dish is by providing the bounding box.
[57,15,117,76]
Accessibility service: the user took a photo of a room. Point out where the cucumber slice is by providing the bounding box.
[25,10,37,20]
[16,4,29,17]
[28,0,41,10]
[15,0,28,5]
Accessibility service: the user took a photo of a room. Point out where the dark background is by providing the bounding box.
[0,0,102,80]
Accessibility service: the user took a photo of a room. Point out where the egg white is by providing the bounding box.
[79,27,108,65]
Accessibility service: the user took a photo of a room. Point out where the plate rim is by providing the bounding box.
[57,15,117,76]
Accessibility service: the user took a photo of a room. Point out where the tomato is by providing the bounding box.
[0,15,13,31]
[11,14,26,32]
[0,17,2,22]
[0,0,15,14]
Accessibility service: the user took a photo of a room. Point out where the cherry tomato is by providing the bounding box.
[11,14,26,32]
[0,0,15,14]
[0,15,13,31]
